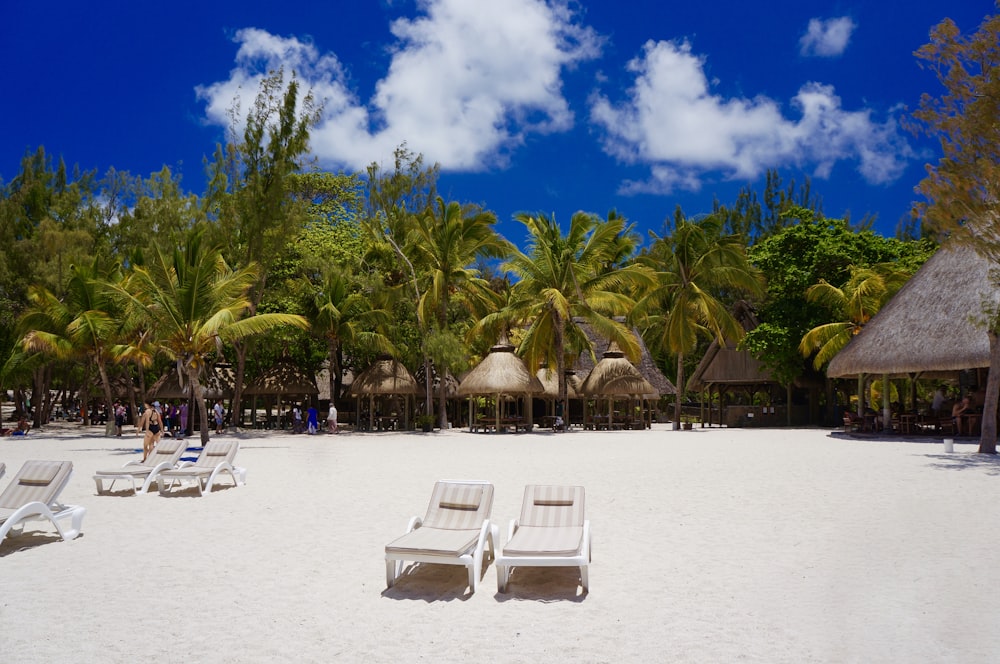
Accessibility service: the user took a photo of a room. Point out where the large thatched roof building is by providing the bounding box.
[571,318,675,396]
[827,243,994,378]
[457,335,543,431]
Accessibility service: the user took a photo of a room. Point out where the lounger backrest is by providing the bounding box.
[518,485,585,528]
[192,440,238,468]
[146,439,186,467]
[423,481,494,530]
[0,460,73,510]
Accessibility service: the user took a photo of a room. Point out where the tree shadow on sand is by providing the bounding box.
[923,452,1000,476]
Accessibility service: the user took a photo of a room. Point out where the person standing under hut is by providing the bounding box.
[326,402,338,434]
[213,399,225,435]
[178,401,188,439]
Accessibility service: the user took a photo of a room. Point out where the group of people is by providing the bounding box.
[290,403,338,434]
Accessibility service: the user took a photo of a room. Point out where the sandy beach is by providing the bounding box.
[2,423,998,663]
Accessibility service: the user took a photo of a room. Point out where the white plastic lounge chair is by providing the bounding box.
[385,480,498,593]
[155,440,245,496]
[0,460,86,542]
[93,438,188,495]
[496,485,590,593]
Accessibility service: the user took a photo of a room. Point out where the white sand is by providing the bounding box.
[2,423,998,662]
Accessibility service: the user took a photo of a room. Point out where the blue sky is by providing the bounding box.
[1,1,993,245]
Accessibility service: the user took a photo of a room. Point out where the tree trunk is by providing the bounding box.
[97,359,117,437]
[423,355,433,416]
[979,330,999,454]
[231,341,248,430]
[186,365,211,444]
[554,317,567,428]
[32,367,46,428]
[673,351,685,430]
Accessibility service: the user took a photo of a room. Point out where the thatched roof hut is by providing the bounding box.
[571,318,676,396]
[244,359,318,396]
[827,243,994,378]
[578,342,658,429]
[148,364,235,401]
[536,368,581,399]
[687,302,776,391]
[457,336,543,431]
[350,357,421,396]
[350,356,421,431]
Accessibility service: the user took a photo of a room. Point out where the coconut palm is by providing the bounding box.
[117,227,307,443]
[503,211,652,422]
[17,258,124,434]
[301,268,394,408]
[634,215,764,430]
[798,264,910,369]
[409,197,511,427]
[798,264,910,418]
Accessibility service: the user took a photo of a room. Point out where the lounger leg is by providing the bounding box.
[580,565,589,592]
[497,565,509,593]
[386,559,398,588]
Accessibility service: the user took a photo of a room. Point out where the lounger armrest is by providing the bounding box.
[122,460,145,469]
[175,461,195,469]
[405,516,423,533]
[506,518,520,542]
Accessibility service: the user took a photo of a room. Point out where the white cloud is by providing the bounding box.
[799,17,856,57]
[589,40,912,195]
[196,1,601,172]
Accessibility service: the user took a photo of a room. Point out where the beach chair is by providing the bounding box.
[385,480,498,593]
[0,460,86,543]
[155,440,245,496]
[496,485,590,593]
[93,438,188,495]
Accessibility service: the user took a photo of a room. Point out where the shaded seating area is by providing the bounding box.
[243,358,318,430]
[350,356,421,431]
[579,342,658,430]
[457,335,542,433]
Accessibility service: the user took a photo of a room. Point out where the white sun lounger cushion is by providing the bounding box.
[502,525,584,556]
[1,461,72,506]
[18,464,62,485]
[385,527,481,557]
[423,483,490,530]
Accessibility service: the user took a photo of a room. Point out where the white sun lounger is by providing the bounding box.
[93,438,188,495]
[0,460,86,542]
[496,485,590,593]
[155,440,245,496]
[385,480,498,593]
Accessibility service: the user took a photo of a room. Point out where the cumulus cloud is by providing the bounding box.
[799,17,856,57]
[196,0,601,171]
[589,40,912,195]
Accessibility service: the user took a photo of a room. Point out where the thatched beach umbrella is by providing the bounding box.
[244,358,319,428]
[457,336,543,431]
[579,342,658,429]
[350,356,421,430]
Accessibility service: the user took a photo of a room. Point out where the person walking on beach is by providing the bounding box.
[113,401,126,437]
[213,399,225,434]
[138,400,162,462]
[292,404,303,433]
[307,405,318,434]
[327,403,338,434]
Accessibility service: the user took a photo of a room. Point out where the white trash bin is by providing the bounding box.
[943,438,954,453]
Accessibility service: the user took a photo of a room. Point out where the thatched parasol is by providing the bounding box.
[148,364,236,401]
[536,368,581,399]
[579,342,658,429]
[827,243,994,377]
[244,359,319,397]
[350,356,421,431]
[457,336,543,431]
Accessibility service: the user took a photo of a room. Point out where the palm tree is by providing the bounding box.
[409,197,511,427]
[117,227,307,443]
[798,264,909,417]
[503,211,652,422]
[301,268,394,408]
[17,258,124,434]
[634,215,764,429]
